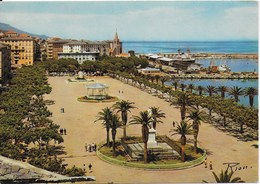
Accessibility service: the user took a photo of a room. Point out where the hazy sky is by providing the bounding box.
[0,1,258,41]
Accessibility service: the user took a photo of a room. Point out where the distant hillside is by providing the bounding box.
[0,22,49,40]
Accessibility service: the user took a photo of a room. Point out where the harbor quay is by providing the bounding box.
[153,53,258,60]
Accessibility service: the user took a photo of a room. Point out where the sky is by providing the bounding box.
[0,1,258,41]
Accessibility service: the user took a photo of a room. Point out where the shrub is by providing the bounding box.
[64,165,85,177]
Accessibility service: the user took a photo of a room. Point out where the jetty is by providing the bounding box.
[140,53,258,60]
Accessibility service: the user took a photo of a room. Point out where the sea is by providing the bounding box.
[123,41,259,108]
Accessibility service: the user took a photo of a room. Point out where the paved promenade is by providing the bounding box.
[45,76,258,183]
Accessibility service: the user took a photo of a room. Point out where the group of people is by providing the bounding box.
[60,128,67,135]
[85,143,97,152]
[83,163,92,173]
[118,90,124,94]
[204,158,213,170]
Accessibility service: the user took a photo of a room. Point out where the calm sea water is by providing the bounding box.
[166,79,258,108]
[123,41,258,108]
[196,59,258,72]
[123,41,258,54]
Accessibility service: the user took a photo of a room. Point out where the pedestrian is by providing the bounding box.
[122,91,123,94]
[83,164,86,172]
[88,144,91,152]
[94,144,97,152]
[60,128,63,135]
[204,160,207,168]
[85,143,88,151]
[88,163,92,171]
[119,90,120,93]
[64,128,67,135]
[209,161,213,170]
[91,143,95,152]
[172,121,175,127]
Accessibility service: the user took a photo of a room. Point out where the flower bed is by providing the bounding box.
[77,96,118,103]
[97,141,206,170]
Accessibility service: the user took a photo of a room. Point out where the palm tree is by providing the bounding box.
[205,85,216,97]
[187,109,203,153]
[217,86,228,99]
[154,75,160,84]
[110,114,122,156]
[95,107,113,147]
[113,100,136,140]
[130,111,153,164]
[149,107,165,130]
[171,92,193,121]
[187,84,195,93]
[172,81,179,91]
[203,169,245,183]
[160,76,170,87]
[170,120,193,162]
[244,87,258,108]
[228,86,244,102]
[197,85,204,96]
[180,83,187,91]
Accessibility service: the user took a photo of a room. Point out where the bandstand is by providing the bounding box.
[86,83,108,100]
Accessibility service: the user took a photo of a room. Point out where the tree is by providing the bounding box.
[205,85,216,97]
[110,114,122,156]
[228,86,244,102]
[197,85,205,96]
[149,107,165,130]
[130,111,153,164]
[187,84,195,93]
[170,120,193,162]
[217,86,228,99]
[160,76,170,87]
[244,87,258,108]
[95,107,113,147]
[187,109,203,153]
[203,169,245,183]
[171,92,193,121]
[172,81,179,91]
[180,83,187,91]
[113,100,136,140]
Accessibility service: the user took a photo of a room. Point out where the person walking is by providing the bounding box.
[88,144,91,152]
[88,163,92,171]
[64,128,67,135]
[94,144,97,152]
[209,161,213,170]
[83,164,86,173]
[60,128,63,135]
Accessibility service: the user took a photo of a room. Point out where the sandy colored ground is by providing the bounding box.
[45,76,258,183]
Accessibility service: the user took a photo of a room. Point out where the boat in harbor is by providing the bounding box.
[218,64,231,72]
[171,49,196,63]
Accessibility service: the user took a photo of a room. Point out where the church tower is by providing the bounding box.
[110,31,122,56]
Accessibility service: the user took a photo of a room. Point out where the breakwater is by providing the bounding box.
[157,53,258,60]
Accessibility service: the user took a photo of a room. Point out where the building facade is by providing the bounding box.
[46,38,71,60]
[58,52,99,64]
[47,32,123,61]
[0,43,11,85]
[0,34,36,66]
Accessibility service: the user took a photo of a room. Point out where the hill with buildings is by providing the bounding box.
[0,22,49,39]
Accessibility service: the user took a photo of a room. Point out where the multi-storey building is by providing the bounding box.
[46,38,71,60]
[0,43,11,85]
[0,33,36,66]
[4,30,18,38]
[47,32,123,61]
[58,52,100,64]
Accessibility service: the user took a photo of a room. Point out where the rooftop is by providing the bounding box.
[86,83,108,89]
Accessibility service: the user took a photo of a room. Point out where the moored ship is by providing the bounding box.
[171,49,196,63]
